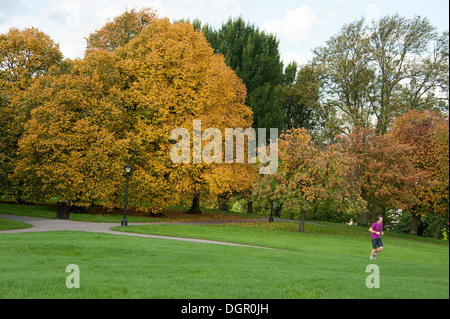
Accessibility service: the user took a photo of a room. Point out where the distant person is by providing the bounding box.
[369,216,384,260]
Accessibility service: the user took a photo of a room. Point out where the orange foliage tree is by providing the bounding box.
[86,7,157,53]
[0,27,62,200]
[253,128,363,231]
[13,13,254,213]
[115,16,253,213]
[390,110,449,234]
[338,126,431,229]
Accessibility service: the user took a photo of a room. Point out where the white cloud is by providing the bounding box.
[2,0,446,64]
[261,5,323,43]
[214,0,240,9]
[0,0,166,59]
[281,51,311,67]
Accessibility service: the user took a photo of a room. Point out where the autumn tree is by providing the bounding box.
[339,126,430,228]
[88,9,256,214]
[14,14,253,214]
[120,16,253,214]
[12,53,132,208]
[85,7,156,53]
[0,27,63,200]
[428,119,449,217]
[253,128,362,231]
[390,110,449,234]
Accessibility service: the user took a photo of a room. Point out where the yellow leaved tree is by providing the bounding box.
[0,27,62,201]
[14,11,254,214]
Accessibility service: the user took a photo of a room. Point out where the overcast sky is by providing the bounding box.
[1,0,448,67]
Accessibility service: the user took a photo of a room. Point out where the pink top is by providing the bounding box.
[371,222,383,239]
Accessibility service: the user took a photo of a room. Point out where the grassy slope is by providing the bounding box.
[1,223,448,298]
[1,203,448,299]
[112,222,449,298]
[0,218,32,231]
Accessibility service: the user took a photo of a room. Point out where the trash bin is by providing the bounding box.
[57,201,70,219]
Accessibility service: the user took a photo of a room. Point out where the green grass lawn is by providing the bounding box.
[1,218,448,298]
[0,218,32,231]
[0,203,164,223]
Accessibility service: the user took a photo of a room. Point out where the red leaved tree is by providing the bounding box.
[390,110,449,234]
[339,126,431,231]
[253,128,363,231]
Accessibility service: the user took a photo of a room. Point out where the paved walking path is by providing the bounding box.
[0,213,273,249]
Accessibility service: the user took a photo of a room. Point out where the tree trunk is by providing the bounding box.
[247,200,253,214]
[358,191,369,226]
[217,194,228,211]
[274,205,282,217]
[381,206,386,224]
[186,193,202,214]
[370,197,378,224]
[409,212,420,235]
[299,209,306,232]
[358,211,369,226]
